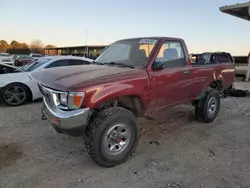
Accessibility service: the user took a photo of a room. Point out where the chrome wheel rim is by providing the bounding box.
[3,86,26,105]
[208,97,217,115]
[103,124,131,155]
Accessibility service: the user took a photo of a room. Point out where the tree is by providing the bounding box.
[30,39,44,54]
[0,40,9,52]
[19,43,29,49]
[30,39,44,49]
[10,40,20,49]
[9,40,30,50]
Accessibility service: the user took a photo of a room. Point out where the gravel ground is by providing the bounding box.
[1,83,250,188]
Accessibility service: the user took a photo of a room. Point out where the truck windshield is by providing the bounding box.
[94,38,158,67]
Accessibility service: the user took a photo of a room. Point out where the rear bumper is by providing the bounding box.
[41,99,90,137]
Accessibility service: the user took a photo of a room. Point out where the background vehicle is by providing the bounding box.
[14,55,34,67]
[32,37,235,167]
[233,55,249,79]
[0,56,93,106]
[29,53,43,61]
[190,52,234,65]
[0,53,15,65]
[0,63,20,74]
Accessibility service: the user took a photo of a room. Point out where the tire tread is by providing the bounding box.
[86,107,139,167]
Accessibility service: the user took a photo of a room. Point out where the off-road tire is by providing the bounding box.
[85,107,140,167]
[195,89,221,123]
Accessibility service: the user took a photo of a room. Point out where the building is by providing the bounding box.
[44,45,108,59]
[219,2,250,21]
[220,2,250,81]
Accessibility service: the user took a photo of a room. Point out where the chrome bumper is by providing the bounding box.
[41,99,90,137]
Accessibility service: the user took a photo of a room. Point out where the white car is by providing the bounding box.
[0,56,93,106]
[0,53,15,65]
[29,53,43,61]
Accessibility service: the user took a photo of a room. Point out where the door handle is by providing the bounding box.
[183,70,190,75]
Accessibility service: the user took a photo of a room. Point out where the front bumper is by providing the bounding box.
[41,99,90,137]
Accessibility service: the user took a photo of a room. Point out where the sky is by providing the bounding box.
[1,0,250,55]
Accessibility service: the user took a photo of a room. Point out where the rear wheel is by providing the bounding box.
[86,107,139,167]
[195,89,220,123]
[1,83,29,106]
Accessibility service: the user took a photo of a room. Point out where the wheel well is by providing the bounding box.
[209,80,223,91]
[4,82,33,102]
[96,95,144,117]
[195,80,223,101]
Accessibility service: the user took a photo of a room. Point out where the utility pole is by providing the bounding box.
[85,30,88,57]
[85,30,88,46]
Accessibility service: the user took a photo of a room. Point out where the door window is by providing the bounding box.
[68,59,89,65]
[45,60,68,68]
[155,41,185,68]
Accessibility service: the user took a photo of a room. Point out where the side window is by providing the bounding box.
[45,60,68,69]
[217,54,232,63]
[155,41,185,68]
[68,59,89,66]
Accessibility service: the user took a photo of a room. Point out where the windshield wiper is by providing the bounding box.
[109,62,134,69]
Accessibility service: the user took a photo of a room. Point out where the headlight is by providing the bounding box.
[56,92,85,110]
[59,93,67,106]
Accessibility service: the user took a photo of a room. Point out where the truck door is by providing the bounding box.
[147,40,193,111]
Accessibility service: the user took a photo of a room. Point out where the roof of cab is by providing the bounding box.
[116,36,184,42]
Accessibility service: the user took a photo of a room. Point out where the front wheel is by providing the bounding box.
[0,83,29,106]
[86,107,140,167]
[195,89,221,123]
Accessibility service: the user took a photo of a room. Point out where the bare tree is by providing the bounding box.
[45,44,57,48]
[30,39,44,54]
[30,39,44,49]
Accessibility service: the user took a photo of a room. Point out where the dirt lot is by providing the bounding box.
[1,83,250,188]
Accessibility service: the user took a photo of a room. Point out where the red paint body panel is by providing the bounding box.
[30,37,235,114]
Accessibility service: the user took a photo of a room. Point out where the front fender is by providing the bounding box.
[83,83,143,108]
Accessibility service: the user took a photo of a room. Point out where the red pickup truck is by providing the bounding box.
[31,37,235,167]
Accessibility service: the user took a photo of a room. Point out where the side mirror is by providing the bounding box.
[152,61,164,70]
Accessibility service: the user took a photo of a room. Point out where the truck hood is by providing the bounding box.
[30,64,138,91]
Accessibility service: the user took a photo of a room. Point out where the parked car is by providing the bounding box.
[0,56,93,106]
[0,53,15,65]
[190,52,234,65]
[31,37,235,167]
[14,55,35,67]
[0,63,21,74]
[29,53,43,61]
[233,55,250,79]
